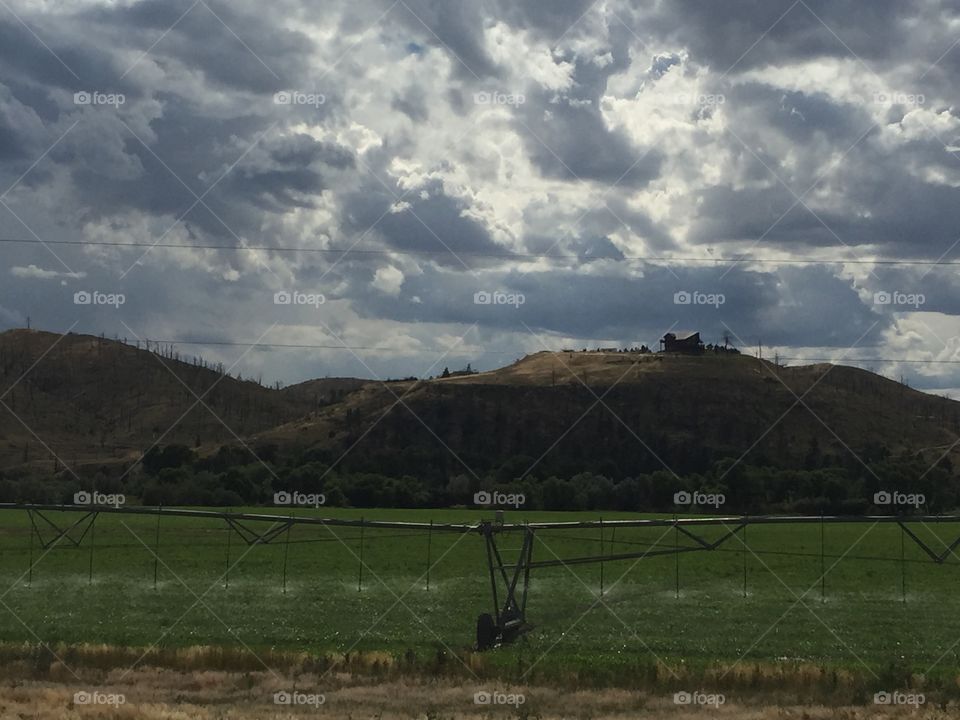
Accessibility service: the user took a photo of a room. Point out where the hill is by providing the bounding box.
[259,349,960,480]
[0,329,367,476]
[1,330,958,488]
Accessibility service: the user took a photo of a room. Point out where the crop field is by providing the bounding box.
[0,507,959,694]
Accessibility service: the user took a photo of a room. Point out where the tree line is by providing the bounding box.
[0,443,955,514]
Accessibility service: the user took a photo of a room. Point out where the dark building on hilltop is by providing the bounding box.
[660,331,704,353]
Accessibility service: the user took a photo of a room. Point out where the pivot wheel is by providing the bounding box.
[476,613,498,651]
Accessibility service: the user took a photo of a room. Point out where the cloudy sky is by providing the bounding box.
[1,0,960,392]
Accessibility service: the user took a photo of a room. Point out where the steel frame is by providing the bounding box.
[224,516,296,545]
[478,521,535,649]
[26,508,97,549]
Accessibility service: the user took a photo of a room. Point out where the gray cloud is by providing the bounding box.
[637,0,935,72]
[388,0,500,79]
[0,0,957,389]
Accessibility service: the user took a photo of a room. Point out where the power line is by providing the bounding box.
[780,357,960,365]
[143,338,520,355]
[93,337,960,365]
[13,325,960,364]
[2,237,959,266]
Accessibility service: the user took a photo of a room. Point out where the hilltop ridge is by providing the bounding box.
[259,346,960,480]
[1,329,957,482]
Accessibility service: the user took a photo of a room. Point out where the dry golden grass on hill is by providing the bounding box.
[0,329,362,473]
[275,348,960,477]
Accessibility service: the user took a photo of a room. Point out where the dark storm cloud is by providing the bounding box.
[80,0,315,91]
[391,85,430,123]
[842,171,960,256]
[637,0,934,72]
[517,47,663,187]
[217,134,356,212]
[595,199,677,252]
[733,83,870,144]
[0,18,120,91]
[491,0,596,39]
[2,78,61,126]
[352,262,884,348]
[687,94,960,258]
[0,123,25,162]
[688,184,826,248]
[52,91,351,242]
[268,134,355,170]
[340,177,506,259]
[749,265,886,347]
[520,98,663,186]
[570,236,625,263]
[520,201,676,260]
[0,84,42,162]
[388,0,500,79]
[868,267,960,316]
[0,0,338,241]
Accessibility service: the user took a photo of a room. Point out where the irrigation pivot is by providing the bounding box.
[2,505,959,651]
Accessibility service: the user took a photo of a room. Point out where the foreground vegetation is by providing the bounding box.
[1,655,954,719]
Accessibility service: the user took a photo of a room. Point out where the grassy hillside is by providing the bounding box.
[0,329,364,476]
[2,330,958,482]
[264,350,960,478]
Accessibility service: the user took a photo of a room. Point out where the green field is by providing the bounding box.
[0,507,958,694]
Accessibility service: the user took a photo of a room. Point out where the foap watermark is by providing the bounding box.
[73,690,125,707]
[273,691,325,707]
[474,490,525,509]
[74,490,125,509]
[474,690,525,706]
[274,290,325,308]
[74,91,125,108]
[674,490,725,509]
[274,490,326,508]
[474,290,525,308]
[473,91,525,106]
[872,91,925,107]
[273,90,325,108]
[874,691,925,707]
[874,490,925,509]
[74,290,125,308]
[674,690,725,708]
[674,290,725,308]
[873,290,925,308]
[670,92,725,108]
